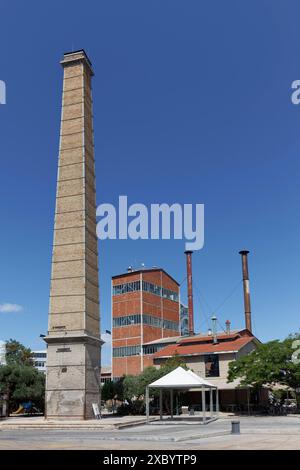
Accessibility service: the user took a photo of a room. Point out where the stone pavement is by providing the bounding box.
[1,416,300,449]
[0,415,157,430]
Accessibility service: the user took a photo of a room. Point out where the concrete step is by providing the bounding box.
[0,418,156,431]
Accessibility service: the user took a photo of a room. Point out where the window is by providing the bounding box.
[100,377,111,384]
[143,281,179,302]
[143,314,162,328]
[33,353,47,358]
[162,287,179,302]
[142,281,161,296]
[204,354,220,377]
[113,281,141,296]
[113,314,141,327]
[112,313,179,332]
[35,361,45,368]
[112,280,179,303]
[163,318,179,331]
[143,315,179,332]
[112,345,141,357]
[143,344,167,355]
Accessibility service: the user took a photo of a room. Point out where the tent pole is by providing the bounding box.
[202,387,206,424]
[170,389,174,420]
[146,386,149,424]
[210,387,213,418]
[160,389,162,420]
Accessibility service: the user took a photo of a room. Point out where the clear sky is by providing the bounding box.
[0,0,300,366]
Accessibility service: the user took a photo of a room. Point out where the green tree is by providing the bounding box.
[123,358,187,402]
[5,339,34,366]
[123,367,161,401]
[159,355,187,374]
[0,364,45,413]
[228,334,300,404]
[102,379,123,402]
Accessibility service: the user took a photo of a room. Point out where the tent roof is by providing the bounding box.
[148,367,216,389]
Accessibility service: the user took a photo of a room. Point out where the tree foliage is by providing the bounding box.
[228,334,300,394]
[5,339,34,367]
[123,367,160,400]
[160,355,187,374]
[0,364,45,413]
[101,378,123,401]
[123,356,187,401]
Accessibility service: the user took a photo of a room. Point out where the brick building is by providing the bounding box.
[149,328,267,411]
[112,268,180,379]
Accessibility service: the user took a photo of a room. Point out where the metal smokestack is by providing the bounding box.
[239,250,252,332]
[211,315,218,344]
[185,250,194,335]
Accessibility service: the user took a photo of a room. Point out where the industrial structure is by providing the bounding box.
[184,250,194,335]
[110,250,262,410]
[112,268,180,379]
[44,50,102,420]
[150,327,262,410]
[40,49,259,417]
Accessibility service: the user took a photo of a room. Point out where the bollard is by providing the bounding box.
[231,420,240,434]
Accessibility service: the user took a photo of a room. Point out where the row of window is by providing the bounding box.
[112,344,165,357]
[113,314,141,327]
[112,345,141,358]
[142,280,161,296]
[143,281,179,302]
[113,344,168,357]
[32,352,47,358]
[112,281,141,296]
[143,344,166,355]
[112,280,179,302]
[100,377,111,384]
[112,313,179,332]
[144,314,179,331]
[34,361,46,368]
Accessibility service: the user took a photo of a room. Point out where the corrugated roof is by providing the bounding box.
[179,332,240,344]
[153,336,254,358]
[143,330,242,346]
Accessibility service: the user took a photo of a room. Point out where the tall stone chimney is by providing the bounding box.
[239,250,252,332]
[44,50,102,420]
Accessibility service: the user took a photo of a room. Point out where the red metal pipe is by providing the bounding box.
[185,250,194,335]
[239,250,252,332]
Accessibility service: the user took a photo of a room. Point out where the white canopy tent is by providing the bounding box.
[146,367,219,424]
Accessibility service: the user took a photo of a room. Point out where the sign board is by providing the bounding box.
[92,403,101,419]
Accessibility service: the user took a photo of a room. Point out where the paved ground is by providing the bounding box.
[1,416,300,449]
[0,414,153,430]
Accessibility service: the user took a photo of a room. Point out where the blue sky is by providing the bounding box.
[0,0,300,365]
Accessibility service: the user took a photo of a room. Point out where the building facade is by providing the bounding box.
[112,268,180,379]
[100,366,112,386]
[32,350,47,373]
[151,329,267,410]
